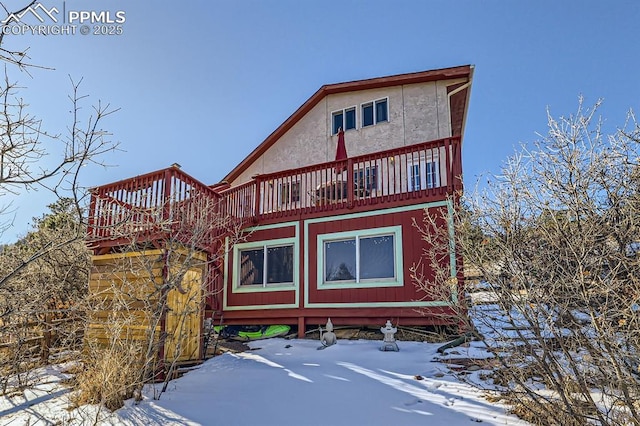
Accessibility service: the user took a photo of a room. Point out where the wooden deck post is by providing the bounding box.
[452,138,463,191]
[162,168,173,224]
[445,138,452,193]
[88,189,97,240]
[346,158,354,209]
[253,177,261,218]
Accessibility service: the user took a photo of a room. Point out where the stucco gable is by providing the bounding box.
[222,65,473,185]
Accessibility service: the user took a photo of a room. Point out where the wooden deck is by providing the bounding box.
[86,136,465,332]
[87,136,462,252]
[87,166,226,252]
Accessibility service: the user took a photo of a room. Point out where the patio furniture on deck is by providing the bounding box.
[315,180,348,205]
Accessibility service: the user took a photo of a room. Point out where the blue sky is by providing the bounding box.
[2,0,639,241]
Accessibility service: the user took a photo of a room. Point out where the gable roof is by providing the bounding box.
[222,64,474,184]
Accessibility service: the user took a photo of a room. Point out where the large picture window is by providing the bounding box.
[318,226,403,289]
[237,240,295,289]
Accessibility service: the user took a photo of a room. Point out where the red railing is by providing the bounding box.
[220,136,462,221]
[87,166,225,249]
[88,137,462,250]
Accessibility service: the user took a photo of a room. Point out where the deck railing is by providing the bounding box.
[87,166,224,248]
[220,136,462,221]
[88,137,462,249]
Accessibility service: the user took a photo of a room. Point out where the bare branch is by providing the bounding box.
[414,99,640,425]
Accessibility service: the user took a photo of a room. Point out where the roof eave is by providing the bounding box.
[222,64,473,184]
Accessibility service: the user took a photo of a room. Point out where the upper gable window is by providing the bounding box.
[362,98,388,128]
[332,107,356,135]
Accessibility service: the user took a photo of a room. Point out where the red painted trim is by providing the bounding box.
[246,194,450,228]
[88,166,220,198]
[223,65,473,184]
[221,307,459,327]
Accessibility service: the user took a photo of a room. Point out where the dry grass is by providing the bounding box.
[72,341,144,411]
[509,402,585,426]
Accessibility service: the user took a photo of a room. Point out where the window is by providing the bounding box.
[318,226,403,289]
[362,98,388,128]
[345,108,356,130]
[375,99,388,123]
[239,243,294,287]
[325,234,396,283]
[362,103,374,127]
[332,107,356,134]
[354,166,377,193]
[279,181,301,205]
[324,239,356,281]
[408,155,440,191]
[410,164,422,191]
[426,162,439,189]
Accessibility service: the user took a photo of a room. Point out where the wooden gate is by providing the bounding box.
[165,268,203,363]
[87,248,207,366]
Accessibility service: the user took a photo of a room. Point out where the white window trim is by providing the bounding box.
[233,237,298,293]
[408,151,441,191]
[361,97,389,128]
[330,106,357,135]
[374,98,389,124]
[317,225,403,290]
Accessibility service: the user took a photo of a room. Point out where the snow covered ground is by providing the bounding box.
[0,336,529,426]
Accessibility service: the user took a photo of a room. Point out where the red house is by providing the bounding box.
[87,65,474,340]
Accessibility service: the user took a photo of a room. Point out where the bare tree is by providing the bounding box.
[0,78,117,392]
[77,185,246,411]
[413,99,640,425]
[0,1,44,71]
[0,1,118,396]
[0,198,89,393]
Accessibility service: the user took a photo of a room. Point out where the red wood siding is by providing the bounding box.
[87,136,465,327]
[448,85,469,137]
[306,206,449,305]
[220,202,457,327]
[219,306,458,327]
[224,224,298,308]
[243,225,296,242]
[225,289,297,308]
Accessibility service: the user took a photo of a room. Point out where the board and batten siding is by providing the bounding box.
[223,223,299,310]
[304,205,451,307]
[222,202,455,315]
